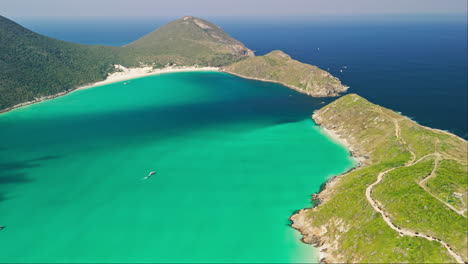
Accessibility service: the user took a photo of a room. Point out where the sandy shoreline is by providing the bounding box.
[2,65,351,115]
[78,65,220,90]
[0,65,220,114]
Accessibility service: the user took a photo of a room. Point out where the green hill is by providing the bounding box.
[292,94,467,263]
[0,15,253,111]
[123,16,254,67]
[222,50,348,97]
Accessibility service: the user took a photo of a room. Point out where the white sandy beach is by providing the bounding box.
[78,65,220,90]
[0,65,220,113]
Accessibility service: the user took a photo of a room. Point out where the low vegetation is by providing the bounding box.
[123,16,253,67]
[297,94,467,263]
[222,50,348,97]
[427,160,468,215]
[374,158,467,258]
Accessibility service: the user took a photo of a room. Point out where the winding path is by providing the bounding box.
[418,156,468,217]
[365,118,466,263]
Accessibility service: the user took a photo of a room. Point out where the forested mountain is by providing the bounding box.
[0,15,120,109]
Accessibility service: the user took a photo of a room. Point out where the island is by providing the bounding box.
[0,14,466,263]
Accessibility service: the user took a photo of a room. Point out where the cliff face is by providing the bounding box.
[222,50,348,97]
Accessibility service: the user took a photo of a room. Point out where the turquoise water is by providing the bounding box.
[0,72,354,263]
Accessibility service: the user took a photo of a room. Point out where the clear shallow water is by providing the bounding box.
[0,72,354,262]
[17,17,467,138]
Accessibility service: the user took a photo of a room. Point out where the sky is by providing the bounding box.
[1,0,467,18]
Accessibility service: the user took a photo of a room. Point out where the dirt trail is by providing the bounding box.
[418,156,468,217]
[365,118,466,263]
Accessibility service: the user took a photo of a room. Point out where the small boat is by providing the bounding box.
[144,171,156,180]
[0,226,4,230]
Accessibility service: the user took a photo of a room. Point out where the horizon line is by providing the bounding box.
[7,12,468,20]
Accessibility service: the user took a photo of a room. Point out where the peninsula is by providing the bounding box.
[291,94,467,263]
[223,50,348,97]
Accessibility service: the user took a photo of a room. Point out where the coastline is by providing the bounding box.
[221,69,348,97]
[1,66,350,115]
[290,107,467,263]
[289,113,364,264]
[289,168,361,264]
[0,65,220,115]
[403,116,468,143]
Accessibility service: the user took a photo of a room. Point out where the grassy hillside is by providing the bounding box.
[222,50,348,97]
[0,15,253,111]
[293,94,467,263]
[123,16,254,67]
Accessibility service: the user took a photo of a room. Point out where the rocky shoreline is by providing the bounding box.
[289,113,365,264]
[221,69,349,98]
[289,166,362,263]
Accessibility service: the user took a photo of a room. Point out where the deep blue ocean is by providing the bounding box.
[16,16,468,138]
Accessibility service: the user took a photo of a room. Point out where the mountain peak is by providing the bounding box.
[125,16,254,64]
[266,50,292,59]
[178,16,219,30]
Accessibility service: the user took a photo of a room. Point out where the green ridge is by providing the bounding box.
[222,50,348,97]
[303,94,468,263]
